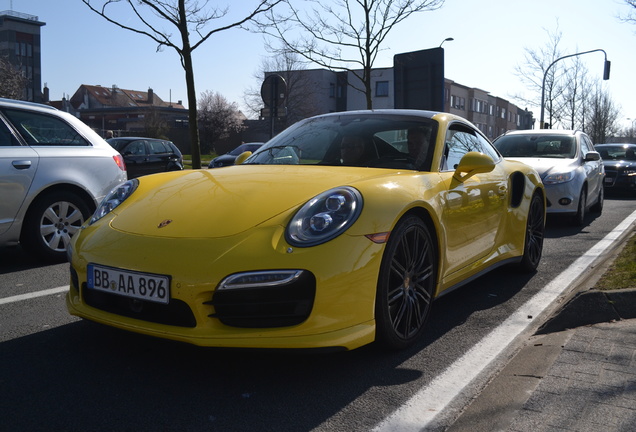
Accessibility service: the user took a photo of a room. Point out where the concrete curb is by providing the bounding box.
[536,287,636,334]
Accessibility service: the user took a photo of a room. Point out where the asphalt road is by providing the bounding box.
[1,195,634,432]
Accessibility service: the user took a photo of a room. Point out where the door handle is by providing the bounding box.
[12,160,32,170]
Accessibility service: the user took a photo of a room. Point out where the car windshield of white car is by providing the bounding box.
[495,135,576,159]
[244,115,438,171]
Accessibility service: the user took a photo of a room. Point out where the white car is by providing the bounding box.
[493,129,604,226]
[0,98,127,261]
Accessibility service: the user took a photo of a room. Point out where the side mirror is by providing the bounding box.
[453,152,495,182]
[584,151,601,161]
[234,151,252,165]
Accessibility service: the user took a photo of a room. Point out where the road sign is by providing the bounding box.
[260,74,287,110]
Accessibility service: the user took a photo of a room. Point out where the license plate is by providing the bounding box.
[604,177,613,184]
[87,264,170,304]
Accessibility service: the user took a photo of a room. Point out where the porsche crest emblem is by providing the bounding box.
[157,219,173,228]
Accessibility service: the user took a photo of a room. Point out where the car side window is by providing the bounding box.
[126,141,146,156]
[0,118,20,146]
[442,125,485,171]
[149,140,169,154]
[580,136,593,155]
[1,108,90,146]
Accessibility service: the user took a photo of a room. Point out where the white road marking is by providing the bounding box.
[0,285,69,306]
[373,209,636,432]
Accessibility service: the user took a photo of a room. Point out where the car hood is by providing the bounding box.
[110,166,401,238]
[504,157,576,179]
[603,160,636,169]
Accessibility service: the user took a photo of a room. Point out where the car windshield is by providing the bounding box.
[495,135,577,159]
[596,145,636,161]
[244,114,438,171]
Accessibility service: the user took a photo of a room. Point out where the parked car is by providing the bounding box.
[0,98,127,261]
[208,142,264,168]
[493,129,604,226]
[67,110,545,351]
[107,137,183,178]
[595,143,636,194]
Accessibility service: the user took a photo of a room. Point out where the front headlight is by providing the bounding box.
[286,186,363,247]
[543,171,574,184]
[90,179,139,225]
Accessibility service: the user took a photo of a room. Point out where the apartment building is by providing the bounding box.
[0,10,45,102]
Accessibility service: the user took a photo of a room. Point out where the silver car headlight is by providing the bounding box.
[90,179,139,225]
[286,186,363,247]
[543,171,574,184]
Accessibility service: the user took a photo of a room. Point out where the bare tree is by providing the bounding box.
[620,0,636,24]
[143,106,169,138]
[82,0,282,169]
[0,57,27,100]
[261,0,444,109]
[244,49,321,129]
[559,55,589,130]
[584,84,621,144]
[198,90,245,154]
[513,25,565,128]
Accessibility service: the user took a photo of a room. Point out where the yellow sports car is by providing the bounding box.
[67,110,545,351]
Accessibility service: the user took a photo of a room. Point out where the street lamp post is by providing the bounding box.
[439,37,454,48]
[539,49,610,129]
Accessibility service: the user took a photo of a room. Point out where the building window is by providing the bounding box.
[375,81,389,97]
[329,83,335,98]
[451,95,465,110]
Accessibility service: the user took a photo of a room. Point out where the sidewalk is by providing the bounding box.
[446,288,636,432]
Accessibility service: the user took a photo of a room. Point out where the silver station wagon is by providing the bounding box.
[0,98,127,261]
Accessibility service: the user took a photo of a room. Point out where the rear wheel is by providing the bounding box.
[518,192,545,272]
[21,191,91,262]
[375,216,437,350]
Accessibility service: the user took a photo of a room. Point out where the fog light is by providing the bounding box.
[559,198,572,205]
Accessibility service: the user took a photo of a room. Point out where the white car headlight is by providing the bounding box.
[543,171,574,184]
[286,186,363,247]
[90,179,139,225]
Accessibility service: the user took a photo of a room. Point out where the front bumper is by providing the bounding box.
[66,222,382,350]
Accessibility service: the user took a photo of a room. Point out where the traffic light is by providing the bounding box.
[603,60,611,80]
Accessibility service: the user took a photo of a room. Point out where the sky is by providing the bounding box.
[4,0,636,128]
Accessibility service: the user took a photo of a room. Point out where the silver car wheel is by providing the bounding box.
[22,190,91,262]
[39,200,85,252]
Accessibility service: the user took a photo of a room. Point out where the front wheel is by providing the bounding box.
[21,191,91,262]
[518,192,545,272]
[591,185,604,213]
[572,188,587,226]
[375,216,437,350]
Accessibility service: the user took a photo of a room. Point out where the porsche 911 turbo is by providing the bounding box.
[67,110,545,351]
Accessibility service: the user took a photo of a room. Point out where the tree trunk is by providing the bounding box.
[179,0,201,169]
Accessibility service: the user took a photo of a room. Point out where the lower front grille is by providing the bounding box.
[82,283,196,328]
[208,271,316,328]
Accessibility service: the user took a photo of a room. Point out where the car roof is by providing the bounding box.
[109,137,168,141]
[595,143,636,146]
[501,129,579,136]
[0,97,59,111]
[313,109,441,120]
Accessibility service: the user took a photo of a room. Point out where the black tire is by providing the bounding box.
[518,192,545,272]
[591,185,604,213]
[21,190,91,262]
[572,188,587,226]
[375,215,437,350]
